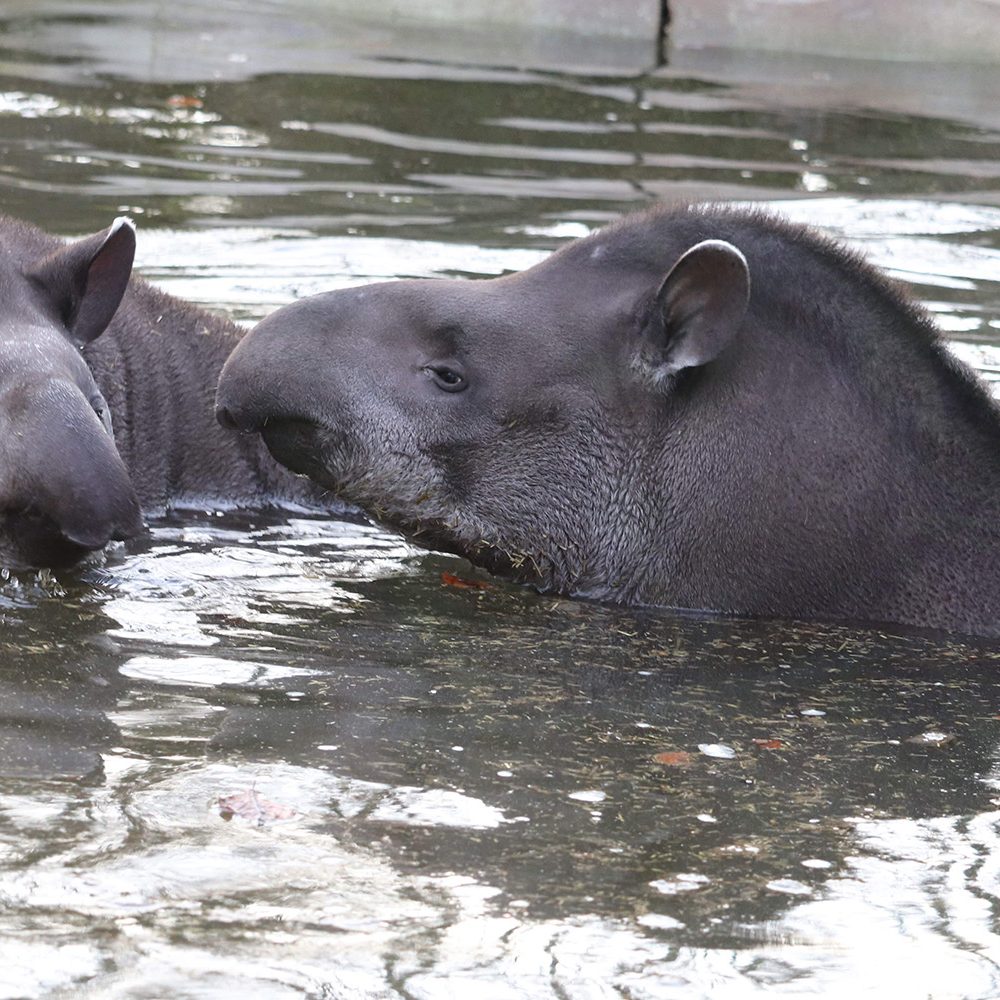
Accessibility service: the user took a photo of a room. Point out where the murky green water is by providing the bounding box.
[2,2,1000,996]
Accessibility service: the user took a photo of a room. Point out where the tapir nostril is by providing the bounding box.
[215,404,238,430]
[215,400,264,432]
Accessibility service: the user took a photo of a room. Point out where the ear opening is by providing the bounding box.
[27,216,136,346]
[637,238,750,385]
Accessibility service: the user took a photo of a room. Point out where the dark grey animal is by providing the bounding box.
[0,215,328,570]
[216,204,1000,637]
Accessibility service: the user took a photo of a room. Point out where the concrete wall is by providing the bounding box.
[325,0,1000,65]
[316,0,666,71]
[668,0,1000,64]
[329,0,665,40]
[16,0,996,79]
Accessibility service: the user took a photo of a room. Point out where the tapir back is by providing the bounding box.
[84,278,328,511]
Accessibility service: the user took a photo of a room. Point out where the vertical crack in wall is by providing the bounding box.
[657,0,671,65]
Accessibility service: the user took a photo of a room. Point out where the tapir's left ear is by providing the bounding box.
[27,216,136,346]
[639,239,750,381]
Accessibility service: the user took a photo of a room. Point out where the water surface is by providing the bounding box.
[1,3,1000,996]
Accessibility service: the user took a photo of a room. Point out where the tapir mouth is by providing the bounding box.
[1,504,135,571]
[261,418,339,487]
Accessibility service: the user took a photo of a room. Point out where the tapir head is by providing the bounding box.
[0,217,142,570]
[217,219,750,598]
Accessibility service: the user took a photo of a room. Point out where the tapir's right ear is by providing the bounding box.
[27,216,136,346]
[636,239,750,386]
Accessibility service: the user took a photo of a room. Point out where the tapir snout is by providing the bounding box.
[0,379,142,569]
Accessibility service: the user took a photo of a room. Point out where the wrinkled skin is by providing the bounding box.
[217,204,1000,637]
[0,216,338,571]
[0,218,141,569]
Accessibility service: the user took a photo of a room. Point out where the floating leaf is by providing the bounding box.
[167,94,204,109]
[752,738,783,750]
[698,743,736,760]
[218,788,296,826]
[440,571,491,590]
[653,750,693,767]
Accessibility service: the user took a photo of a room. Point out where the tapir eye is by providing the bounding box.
[90,393,114,436]
[423,365,467,393]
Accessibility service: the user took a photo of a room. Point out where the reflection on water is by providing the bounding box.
[2,514,1000,996]
[2,1,1000,996]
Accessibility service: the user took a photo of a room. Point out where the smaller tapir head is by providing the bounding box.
[0,216,142,570]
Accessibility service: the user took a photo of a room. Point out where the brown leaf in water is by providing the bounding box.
[218,788,296,825]
[167,94,204,109]
[441,571,491,590]
[752,738,784,750]
[652,751,693,767]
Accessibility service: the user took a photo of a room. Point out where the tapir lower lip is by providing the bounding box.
[3,502,140,571]
[261,418,333,482]
[62,523,133,549]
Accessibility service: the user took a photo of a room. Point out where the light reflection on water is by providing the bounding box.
[1,1,1000,996]
[2,512,1000,997]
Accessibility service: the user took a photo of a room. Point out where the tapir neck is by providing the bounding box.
[83,279,324,512]
[639,336,1000,635]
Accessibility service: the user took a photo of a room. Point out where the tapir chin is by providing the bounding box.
[216,204,1000,638]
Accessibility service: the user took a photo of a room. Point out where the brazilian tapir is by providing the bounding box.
[215,204,1000,637]
[0,215,331,570]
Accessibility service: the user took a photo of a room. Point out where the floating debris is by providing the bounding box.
[698,743,736,760]
[440,571,491,590]
[218,787,297,826]
[906,731,954,747]
[167,94,204,109]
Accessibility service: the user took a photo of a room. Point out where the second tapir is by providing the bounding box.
[216,203,1000,637]
[0,215,331,570]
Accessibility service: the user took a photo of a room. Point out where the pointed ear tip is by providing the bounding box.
[109,216,137,239]
[689,238,748,270]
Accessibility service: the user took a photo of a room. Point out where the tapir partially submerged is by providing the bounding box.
[0,215,331,570]
[216,204,1000,637]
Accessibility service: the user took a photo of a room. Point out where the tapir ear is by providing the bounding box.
[639,239,750,381]
[27,216,136,346]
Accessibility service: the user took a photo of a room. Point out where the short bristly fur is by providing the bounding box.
[217,203,1000,637]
